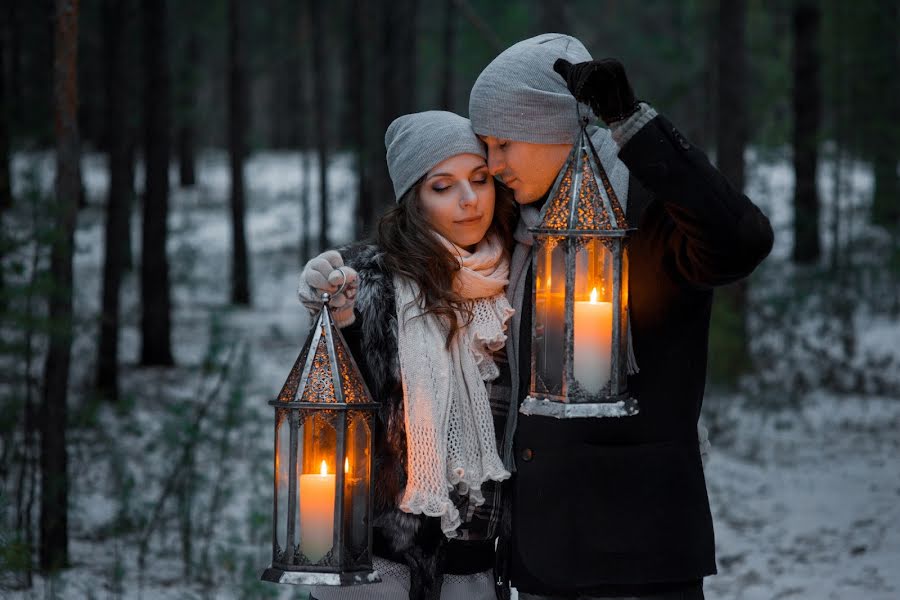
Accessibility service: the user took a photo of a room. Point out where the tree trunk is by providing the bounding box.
[438,0,456,112]
[228,0,250,305]
[868,2,900,229]
[177,23,197,187]
[709,0,750,386]
[371,0,418,214]
[297,6,311,263]
[791,0,822,263]
[348,0,372,240]
[0,11,12,308]
[309,0,329,251]
[140,0,174,366]
[0,22,12,213]
[537,0,568,33]
[96,0,132,402]
[40,0,79,572]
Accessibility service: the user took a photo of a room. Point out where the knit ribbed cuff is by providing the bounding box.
[331,307,356,329]
[610,102,657,147]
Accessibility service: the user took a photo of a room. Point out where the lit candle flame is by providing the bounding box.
[547,277,551,289]
[319,459,328,476]
[344,458,350,474]
[590,287,598,304]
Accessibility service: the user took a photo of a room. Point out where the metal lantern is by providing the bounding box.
[261,292,381,586]
[521,118,639,419]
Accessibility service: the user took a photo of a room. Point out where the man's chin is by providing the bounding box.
[515,187,548,205]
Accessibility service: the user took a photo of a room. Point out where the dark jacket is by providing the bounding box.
[338,244,497,600]
[507,115,774,596]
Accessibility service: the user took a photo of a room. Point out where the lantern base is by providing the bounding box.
[520,396,639,418]
[260,566,381,586]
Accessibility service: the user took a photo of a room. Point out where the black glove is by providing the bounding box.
[553,58,640,125]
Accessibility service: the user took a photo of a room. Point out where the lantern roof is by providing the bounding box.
[536,123,629,235]
[276,297,373,406]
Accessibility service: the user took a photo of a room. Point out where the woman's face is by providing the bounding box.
[419,153,495,251]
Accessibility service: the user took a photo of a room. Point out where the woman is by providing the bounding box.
[298,111,517,600]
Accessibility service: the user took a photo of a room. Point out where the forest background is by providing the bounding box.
[1,1,898,598]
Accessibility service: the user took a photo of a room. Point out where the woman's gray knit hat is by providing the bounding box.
[469,33,593,145]
[385,110,487,202]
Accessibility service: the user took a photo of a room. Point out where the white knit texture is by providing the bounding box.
[394,233,515,538]
[394,277,512,537]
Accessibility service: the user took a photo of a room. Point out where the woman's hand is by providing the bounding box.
[298,250,359,327]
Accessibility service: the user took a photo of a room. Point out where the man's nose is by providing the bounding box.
[487,150,505,177]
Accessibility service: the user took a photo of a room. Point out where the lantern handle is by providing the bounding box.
[575,102,592,130]
[319,267,349,307]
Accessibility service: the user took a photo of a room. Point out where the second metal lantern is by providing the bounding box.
[521,118,639,419]
[262,292,381,586]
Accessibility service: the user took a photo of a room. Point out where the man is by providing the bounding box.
[300,33,772,600]
[466,34,772,600]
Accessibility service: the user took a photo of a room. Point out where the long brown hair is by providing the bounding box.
[377,178,516,345]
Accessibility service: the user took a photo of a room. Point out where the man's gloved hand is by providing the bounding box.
[553,58,640,125]
[297,250,359,327]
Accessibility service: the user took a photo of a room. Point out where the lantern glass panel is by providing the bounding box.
[342,412,371,564]
[533,236,567,397]
[572,239,614,396]
[297,412,337,564]
[613,247,630,394]
[274,409,291,559]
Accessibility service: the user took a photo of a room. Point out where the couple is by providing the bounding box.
[297,34,773,600]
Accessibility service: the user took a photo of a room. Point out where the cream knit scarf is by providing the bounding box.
[394,232,513,538]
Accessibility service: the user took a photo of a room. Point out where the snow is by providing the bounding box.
[4,149,899,599]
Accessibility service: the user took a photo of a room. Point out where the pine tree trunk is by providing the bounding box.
[140,0,174,366]
[40,0,79,572]
[228,0,250,305]
[372,0,418,214]
[438,0,456,111]
[96,0,131,401]
[371,2,394,215]
[177,26,197,187]
[869,2,900,229]
[709,0,750,386]
[0,23,12,212]
[792,0,822,263]
[309,0,329,251]
[0,14,12,309]
[538,0,568,33]
[348,0,371,239]
[297,4,311,263]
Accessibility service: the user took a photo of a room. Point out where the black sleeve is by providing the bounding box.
[618,114,774,289]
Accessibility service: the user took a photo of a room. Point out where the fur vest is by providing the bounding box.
[338,243,453,599]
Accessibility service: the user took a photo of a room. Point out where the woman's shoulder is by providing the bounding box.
[341,241,389,275]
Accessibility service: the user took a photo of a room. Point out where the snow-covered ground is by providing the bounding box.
[3,149,899,599]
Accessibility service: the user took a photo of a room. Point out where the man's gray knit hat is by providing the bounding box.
[469,33,593,145]
[385,110,486,202]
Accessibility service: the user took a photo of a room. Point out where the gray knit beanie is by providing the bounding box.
[384,111,487,202]
[469,33,593,145]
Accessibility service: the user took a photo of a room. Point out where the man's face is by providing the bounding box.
[479,136,571,204]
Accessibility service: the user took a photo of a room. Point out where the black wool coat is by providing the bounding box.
[506,115,774,597]
[337,244,496,600]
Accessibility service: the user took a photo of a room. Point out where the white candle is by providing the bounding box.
[298,459,335,562]
[574,288,613,395]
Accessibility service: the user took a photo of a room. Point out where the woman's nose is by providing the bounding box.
[459,182,477,206]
